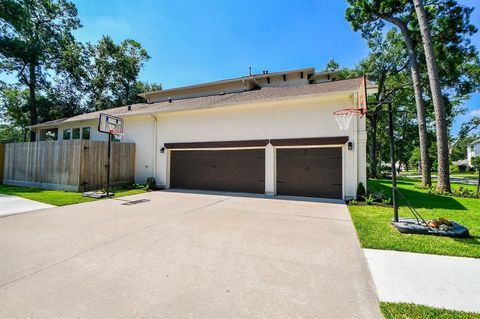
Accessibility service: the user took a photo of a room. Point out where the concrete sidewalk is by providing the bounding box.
[0,194,54,217]
[364,248,480,313]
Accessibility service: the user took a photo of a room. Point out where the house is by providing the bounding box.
[467,139,480,167]
[29,67,373,200]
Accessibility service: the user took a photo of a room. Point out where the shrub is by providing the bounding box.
[356,182,366,201]
[449,164,460,174]
[348,199,358,205]
[363,194,375,205]
[146,177,157,190]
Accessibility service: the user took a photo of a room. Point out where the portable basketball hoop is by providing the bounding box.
[333,75,368,130]
[97,113,125,197]
[99,113,124,140]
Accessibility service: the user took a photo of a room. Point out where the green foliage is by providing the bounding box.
[348,199,358,206]
[356,182,366,200]
[0,123,24,143]
[472,156,480,172]
[146,177,157,190]
[363,193,376,205]
[449,164,460,174]
[345,0,480,182]
[451,134,480,162]
[0,0,159,132]
[381,302,480,319]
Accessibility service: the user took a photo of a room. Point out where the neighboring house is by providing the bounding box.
[467,139,480,167]
[29,67,374,200]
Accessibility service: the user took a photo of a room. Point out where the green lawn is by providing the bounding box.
[349,178,480,258]
[0,184,147,206]
[400,171,480,179]
[381,303,480,319]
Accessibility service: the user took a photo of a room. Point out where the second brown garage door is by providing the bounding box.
[170,149,265,193]
[277,147,342,199]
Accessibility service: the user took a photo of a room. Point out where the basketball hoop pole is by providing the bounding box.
[387,102,399,222]
[106,132,112,197]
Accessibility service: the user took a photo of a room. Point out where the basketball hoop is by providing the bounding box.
[99,113,125,139]
[333,108,366,130]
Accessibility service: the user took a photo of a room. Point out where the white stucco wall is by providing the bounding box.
[38,91,366,199]
[133,92,366,199]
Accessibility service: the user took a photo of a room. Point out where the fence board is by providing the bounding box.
[2,140,135,192]
[0,144,4,182]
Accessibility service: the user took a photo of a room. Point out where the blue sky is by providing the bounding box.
[72,0,480,134]
[5,0,480,134]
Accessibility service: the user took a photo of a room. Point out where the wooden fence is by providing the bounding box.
[0,144,4,182]
[2,140,135,192]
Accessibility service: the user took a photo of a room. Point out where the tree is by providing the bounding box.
[346,0,432,187]
[412,0,451,192]
[471,156,480,196]
[59,36,154,111]
[0,0,81,141]
[0,84,29,141]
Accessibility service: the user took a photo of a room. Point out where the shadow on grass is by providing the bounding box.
[453,235,480,246]
[368,180,467,211]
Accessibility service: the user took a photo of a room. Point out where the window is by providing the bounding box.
[110,134,120,142]
[45,129,58,141]
[82,127,90,140]
[72,128,80,140]
[63,128,71,140]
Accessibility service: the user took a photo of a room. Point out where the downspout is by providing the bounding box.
[150,114,158,182]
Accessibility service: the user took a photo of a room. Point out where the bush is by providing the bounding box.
[146,177,157,190]
[356,182,366,201]
[449,164,460,174]
[363,194,375,205]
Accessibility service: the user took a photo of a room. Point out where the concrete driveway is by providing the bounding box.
[0,194,54,217]
[0,191,381,319]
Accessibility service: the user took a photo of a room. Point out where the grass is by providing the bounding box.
[381,302,480,319]
[349,178,480,258]
[0,184,147,206]
[400,170,480,179]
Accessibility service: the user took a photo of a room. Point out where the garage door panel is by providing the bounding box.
[171,149,265,194]
[277,147,343,199]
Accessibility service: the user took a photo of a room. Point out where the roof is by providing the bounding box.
[468,139,480,146]
[138,67,316,99]
[29,77,373,129]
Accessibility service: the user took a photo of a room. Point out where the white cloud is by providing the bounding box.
[469,109,480,117]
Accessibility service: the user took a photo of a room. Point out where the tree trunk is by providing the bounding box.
[28,63,38,142]
[413,0,451,192]
[376,13,432,187]
[369,111,379,178]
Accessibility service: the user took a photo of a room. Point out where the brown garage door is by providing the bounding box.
[170,149,265,193]
[277,147,342,199]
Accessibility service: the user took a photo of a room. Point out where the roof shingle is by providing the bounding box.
[30,77,370,129]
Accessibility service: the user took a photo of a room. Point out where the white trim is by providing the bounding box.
[274,144,346,149]
[168,146,266,151]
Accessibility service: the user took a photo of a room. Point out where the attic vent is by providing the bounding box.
[168,97,172,103]
[127,105,132,111]
[283,74,286,81]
